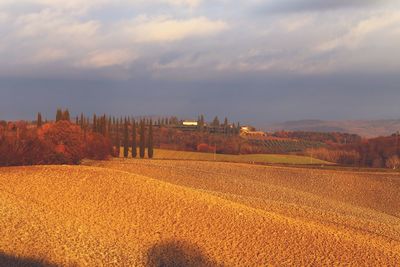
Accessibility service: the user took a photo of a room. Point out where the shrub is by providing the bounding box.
[0,120,113,166]
[86,132,113,160]
[386,155,400,169]
[39,121,85,164]
[305,147,360,165]
[0,130,54,166]
[197,143,211,153]
[239,143,253,154]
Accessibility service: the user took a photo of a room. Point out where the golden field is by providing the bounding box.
[0,159,399,266]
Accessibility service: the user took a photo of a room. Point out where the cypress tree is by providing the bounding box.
[212,116,220,127]
[139,119,145,158]
[97,116,100,133]
[37,112,43,128]
[98,115,102,134]
[56,108,62,122]
[63,109,70,121]
[107,117,112,137]
[93,114,97,132]
[123,119,129,158]
[80,113,84,129]
[148,119,154,159]
[198,114,205,132]
[131,119,137,158]
[102,115,107,136]
[224,117,228,134]
[115,120,120,157]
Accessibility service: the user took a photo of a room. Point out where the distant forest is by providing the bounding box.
[1,109,399,169]
[0,109,242,166]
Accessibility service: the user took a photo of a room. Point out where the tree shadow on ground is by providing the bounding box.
[146,240,220,267]
[0,252,57,267]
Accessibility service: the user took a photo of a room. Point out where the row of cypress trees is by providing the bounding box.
[41,109,155,159]
[121,118,154,159]
[55,109,71,122]
[39,109,241,159]
[88,115,154,159]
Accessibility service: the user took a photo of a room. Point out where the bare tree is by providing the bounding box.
[386,155,400,169]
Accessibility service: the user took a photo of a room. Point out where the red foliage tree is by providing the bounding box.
[197,143,211,153]
[85,132,113,160]
[38,121,85,164]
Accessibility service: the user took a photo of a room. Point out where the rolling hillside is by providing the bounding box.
[0,160,399,266]
[267,119,400,137]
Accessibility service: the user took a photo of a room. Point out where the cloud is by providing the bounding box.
[29,48,67,63]
[77,50,136,68]
[0,0,202,13]
[162,0,201,8]
[0,0,398,80]
[121,16,228,43]
[316,11,400,52]
[258,0,392,13]
[14,9,100,40]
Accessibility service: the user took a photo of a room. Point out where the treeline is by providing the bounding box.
[306,135,400,169]
[0,119,111,166]
[75,112,155,159]
[155,129,242,154]
[273,131,362,145]
[196,115,241,135]
[0,109,156,166]
[1,109,244,167]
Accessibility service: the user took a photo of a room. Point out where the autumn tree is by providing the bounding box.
[85,132,112,160]
[386,155,400,169]
[40,121,84,164]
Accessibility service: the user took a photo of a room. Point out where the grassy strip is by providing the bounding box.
[151,149,331,165]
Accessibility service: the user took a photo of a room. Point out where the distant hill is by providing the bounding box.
[266,119,400,138]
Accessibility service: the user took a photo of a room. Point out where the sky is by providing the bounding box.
[1,0,400,125]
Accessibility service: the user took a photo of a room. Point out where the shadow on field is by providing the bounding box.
[0,252,57,267]
[146,240,219,267]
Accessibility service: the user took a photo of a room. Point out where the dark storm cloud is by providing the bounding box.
[1,72,400,126]
[0,0,399,124]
